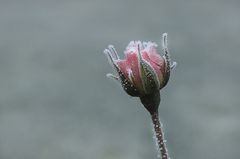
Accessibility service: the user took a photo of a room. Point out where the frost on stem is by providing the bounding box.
[151,112,169,159]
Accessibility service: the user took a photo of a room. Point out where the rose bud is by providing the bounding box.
[104,33,176,114]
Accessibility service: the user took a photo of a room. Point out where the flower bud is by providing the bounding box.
[104,33,176,114]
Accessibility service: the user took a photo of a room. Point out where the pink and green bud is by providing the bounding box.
[104,33,176,114]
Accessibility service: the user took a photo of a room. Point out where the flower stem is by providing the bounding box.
[151,112,169,159]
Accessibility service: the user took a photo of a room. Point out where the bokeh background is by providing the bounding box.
[0,0,240,159]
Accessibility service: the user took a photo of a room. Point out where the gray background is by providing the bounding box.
[0,0,240,159]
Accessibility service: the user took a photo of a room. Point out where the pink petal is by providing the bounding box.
[142,48,166,85]
[116,51,144,93]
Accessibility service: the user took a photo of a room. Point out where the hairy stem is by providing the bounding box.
[151,112,169,159]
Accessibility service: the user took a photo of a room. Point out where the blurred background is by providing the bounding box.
[0,0,240,159]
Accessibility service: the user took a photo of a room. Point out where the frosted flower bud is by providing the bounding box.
[104,33,176,114]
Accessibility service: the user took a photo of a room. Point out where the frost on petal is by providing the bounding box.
[145,45,165,70]
[142,45,166,88]
[116,59,140,96]
[114,41,148,94]
[104,46,139,96]
[125,41,139,55]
